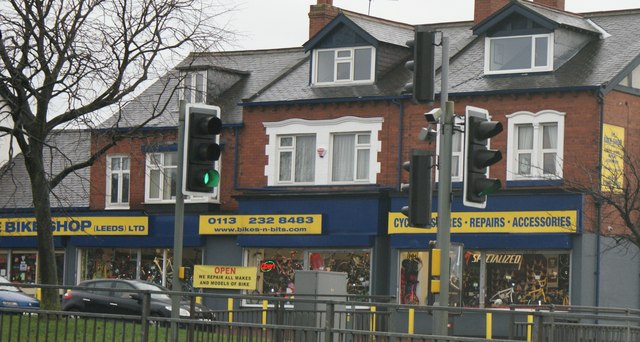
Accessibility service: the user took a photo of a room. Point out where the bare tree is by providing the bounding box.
[561,128,640,251]
[0,0,230,310]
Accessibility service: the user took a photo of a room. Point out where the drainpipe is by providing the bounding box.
[393,99,405,190]
[233,126,240,190]
[595,87,605,307]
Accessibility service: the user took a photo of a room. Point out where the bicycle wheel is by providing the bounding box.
[404,292,420,305]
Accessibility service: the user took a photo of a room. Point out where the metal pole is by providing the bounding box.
[433,35,452,337]
[171,100,186,340]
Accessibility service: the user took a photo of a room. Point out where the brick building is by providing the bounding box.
[1,0,639,332]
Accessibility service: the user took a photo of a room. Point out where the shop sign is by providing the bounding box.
[388,210,577,234]
[0,216,149,236]
[601,124,624,193]
[193,265,257,290]
[199,214,322,235]
[466,252,523,265]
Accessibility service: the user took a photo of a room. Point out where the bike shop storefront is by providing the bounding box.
[66,212,203,288]
[388,191,582,308]
[202,191,389,303]
[0,216,66,294]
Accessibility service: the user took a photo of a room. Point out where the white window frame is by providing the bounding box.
[435,116,464,182]
[484,33,553,75]
[312,46,375,85]
[145,151,218,203]
[106,155,130,209]
[330,132,372,183]
[145,152,178,203]
[180,70,207,103]
[264,116,383,186]
[506,110,565,180]
[276,135,317,185]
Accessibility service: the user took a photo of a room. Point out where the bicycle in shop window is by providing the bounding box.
[261,251,303,295]
[334,253,371,298]
[400,255,422,305]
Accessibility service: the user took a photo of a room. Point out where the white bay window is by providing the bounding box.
[507,110,564,180]
[265,117,382,186]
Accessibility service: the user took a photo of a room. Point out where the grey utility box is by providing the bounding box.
[294,271,348,341]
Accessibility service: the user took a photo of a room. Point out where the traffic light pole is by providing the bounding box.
[171,100,186,340]
[433,35,452,338]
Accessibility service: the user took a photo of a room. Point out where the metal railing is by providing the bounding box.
[1,283,638,341]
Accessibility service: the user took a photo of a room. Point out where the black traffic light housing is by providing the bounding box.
[183,104,222,196]
[404,28,436,104]
[401,150,433,227]
[463,106,503,208]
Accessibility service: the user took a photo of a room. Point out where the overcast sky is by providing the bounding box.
[217,0,640,50]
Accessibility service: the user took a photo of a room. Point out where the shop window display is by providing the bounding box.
[462,251,570,307]
[246,249,371,297]
[0,254,8,279]
[399,251,428,305]
[80,248,202,290]
[11,252,37,283]
[308,250,370,296]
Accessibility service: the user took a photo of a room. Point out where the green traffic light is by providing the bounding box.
[202,170,220,187]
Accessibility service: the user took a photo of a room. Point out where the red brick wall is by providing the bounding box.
[238,90,604,195]
[90,129,238,211]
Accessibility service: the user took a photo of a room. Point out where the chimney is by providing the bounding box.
[474,0,566,25]
[309,0,339,38]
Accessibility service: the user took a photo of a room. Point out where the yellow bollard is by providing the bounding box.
[408,308,415,334]
[486,312,492,339]
[227,298,233,323]
[262,300,268,327]
[527,315,533,342]
[370,306,377,333]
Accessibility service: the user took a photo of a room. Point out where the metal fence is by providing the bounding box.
[1,284,638,342]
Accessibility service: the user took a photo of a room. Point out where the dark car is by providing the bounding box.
[0,276,39,309]
[62,279,208,318]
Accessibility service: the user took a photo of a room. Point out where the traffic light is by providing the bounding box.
[463,106,503,208]
[401,150,433,227]
[182,104,222,196]
[404,28,436,103]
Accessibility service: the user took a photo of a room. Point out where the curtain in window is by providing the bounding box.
[295,136,315,182]
[517,125,533,175]
[332,134,355,181]
[542,124,558,174]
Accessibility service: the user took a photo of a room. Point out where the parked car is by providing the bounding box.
[0,276,39,309]
[62,279,209,318]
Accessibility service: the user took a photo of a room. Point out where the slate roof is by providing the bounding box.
[246,4,640,104]
[0,130,91,210]
[448,9,640,95]
[100,48,307,129]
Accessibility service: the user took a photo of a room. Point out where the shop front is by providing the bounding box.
[389,191,582,308]
[201,192,388,302]
[0,213,204,290]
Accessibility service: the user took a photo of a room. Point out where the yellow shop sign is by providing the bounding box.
[388,210,577,234]
[0,216,149,236]
[193,265,257,290]
[199,214,322,235]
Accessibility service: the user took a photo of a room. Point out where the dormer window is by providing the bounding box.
[313,47,375,85]
[181,71,207,103]
[485,33,553,74]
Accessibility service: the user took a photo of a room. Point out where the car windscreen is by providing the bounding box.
[135,282,171,301]
[0,277,21,292]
